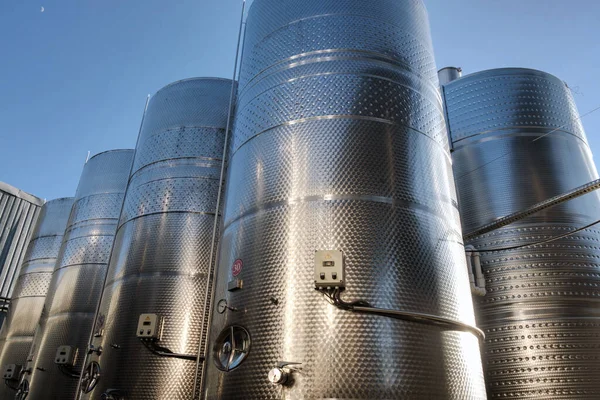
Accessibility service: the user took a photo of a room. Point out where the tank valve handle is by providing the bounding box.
[268,362,302,386]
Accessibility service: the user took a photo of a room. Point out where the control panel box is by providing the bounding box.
[3,364,22,380]
[314,250,345,289]
[137,313,163,340]
[54,345,78,366]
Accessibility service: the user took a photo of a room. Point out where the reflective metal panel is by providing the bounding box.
[205,1,486,399]
[0,182,44,303]
[81,79,233,399]
[0,198,72,399]
[24,150,133,400]
[444,68,600,399]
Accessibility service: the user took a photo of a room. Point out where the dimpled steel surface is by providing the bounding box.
[0,198,72,399]
[80,79,233,399]
[25,150,133,400]
[444,68,600,399]
[205,1,486,399]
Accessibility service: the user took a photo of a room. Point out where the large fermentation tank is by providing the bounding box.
[0,198,72,398]
[0,182,44,318]
[80,78,233,399]
[205,1,486,399]
[443,68,600,399]
[24,150,133,400]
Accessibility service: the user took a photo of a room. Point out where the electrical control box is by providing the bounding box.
[54,345,78,366]
[136,313,163,340]
[314,250,345,289]
[3,364,22,380]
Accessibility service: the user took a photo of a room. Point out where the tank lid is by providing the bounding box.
[88,149,135,162]
[438,67,463,86]
[153,77,236,97]
[445,68,565,87]
[45,197,75,204]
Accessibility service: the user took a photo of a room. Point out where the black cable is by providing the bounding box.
[57,365,81,379]
[324,289,485,340]
[58,365,80,379]
[473,218,600,253]
[139,339,199,361]
[331,289,371,309]
[5,379,19,391]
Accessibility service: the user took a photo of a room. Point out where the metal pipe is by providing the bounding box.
[472,252,485,291]
[464,245,486,297]
[464,247,476,288]
[351,307,485,340]
[464,178,600,240]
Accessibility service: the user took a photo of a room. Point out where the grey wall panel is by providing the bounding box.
[0,197,72,399]
[80,79,233,399]
[205,1,486,399]
[444,68,600,399]
[23,150,133,400]
[0,182,44,303]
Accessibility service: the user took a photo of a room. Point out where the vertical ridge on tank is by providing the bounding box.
[0,182,44,323]
[0,198,73,398]
[79,79,233,399]
[443,68,600,399]
[23,150,133,400]
[205,1,486,399]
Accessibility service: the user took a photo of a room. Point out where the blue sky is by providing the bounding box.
[1,0,599,200]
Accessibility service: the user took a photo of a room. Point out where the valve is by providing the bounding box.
[80,362,101,394]
[15,379,29,400]
[87,344,103,356]
[267,361,301,386]
[268,367,288,385]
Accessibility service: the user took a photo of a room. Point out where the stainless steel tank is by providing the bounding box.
[443,68,600,399]
[0,182,44,312]
[0,197,73,398]
[79,78,233,399]
[205,1,486,399]
[23,150,133,400]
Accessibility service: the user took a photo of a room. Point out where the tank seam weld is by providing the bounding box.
[230,115,451,160]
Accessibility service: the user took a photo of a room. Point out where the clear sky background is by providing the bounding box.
[1,0,599,200]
